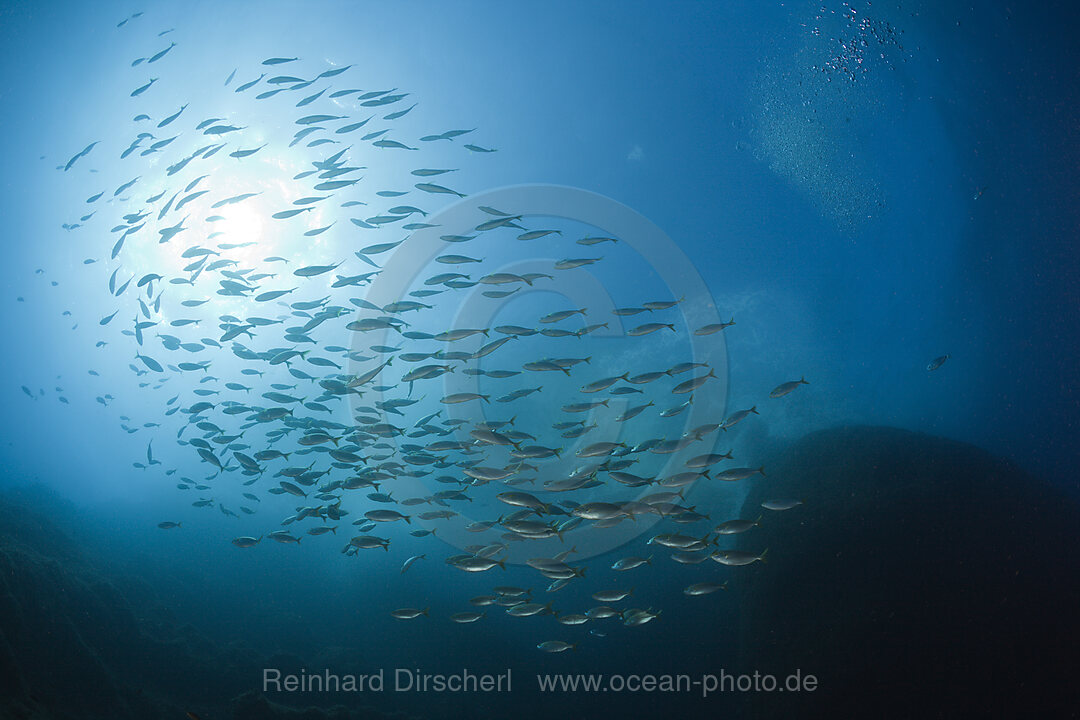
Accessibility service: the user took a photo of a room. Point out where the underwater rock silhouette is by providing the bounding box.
[0,487,402,720]
[0,487,244,719]
[735,426,1080,718]
[231,691,412,720]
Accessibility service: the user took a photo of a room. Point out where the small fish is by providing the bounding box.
[927,355,950,371]
[694,318,736,335]
[235,74,265,92]
[450,611,485,623]
[762,498,804,511]
[554,257,601,270]
[714,513,763,537]
[147,42,176,63]
[294,262,342,277]
[230,144,267,159]
[612,556,651,571]
[720,406,758,430]
[713,466,765,482]
[390,607,429,620]
[769,377,809,398]
[683,582,728,596]
[672,369,717,394]
[268,531,302,545]
[401,554,426,573]
[130,77,157,97]
[711,549,768,566]
[628,322,675,336]
[453,557,506,572]
[64,141,99,171]
[415,182,465,198]
[541,308,587,324]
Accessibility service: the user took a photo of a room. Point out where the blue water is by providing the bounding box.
[0,1,1077,718]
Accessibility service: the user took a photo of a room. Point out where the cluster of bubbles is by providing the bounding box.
[745,1,909,231]
[809,2,908,84]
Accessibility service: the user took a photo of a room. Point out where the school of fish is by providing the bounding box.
[44,11,818,654]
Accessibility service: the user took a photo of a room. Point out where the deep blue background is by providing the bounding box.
[0,0,1076,716]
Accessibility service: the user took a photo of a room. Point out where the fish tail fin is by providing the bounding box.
[750,405,759,414]
[800,376,809,384]
[404,514,411,525]
[496,559,506,570]
[422,607,430,616]
[759,548,769,563]
[754,514,763,527]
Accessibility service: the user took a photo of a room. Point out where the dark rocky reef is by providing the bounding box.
[735,426,1080,718]
[0,487,252,719]
[0,487,405,720]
